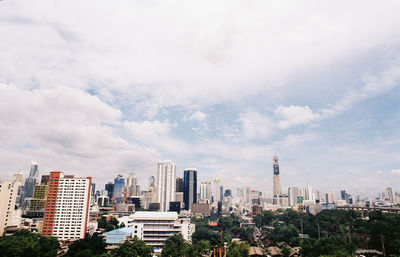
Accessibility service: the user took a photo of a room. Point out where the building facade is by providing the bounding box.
[130,211,194,248]
[183,169,197,210]
[0,174,22,235]
[272,155,281,197]
[42,171,91,240]
[157,160,176,212]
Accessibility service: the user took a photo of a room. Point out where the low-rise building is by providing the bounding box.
[130,211,194,248]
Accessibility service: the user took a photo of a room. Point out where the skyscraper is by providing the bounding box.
[105,182,114,199]
[272,155,282,197]
[42,171,91,240]
[200,181,212,201]
[157,160,176,211]
[113,174,125,203]
[386,187,394,204]
[24,161,39,198]
[126,172,139,196]
[0,174,22,235]
[176,177,184,193]
[212,178,220,203]
[288,186,300,206]
[183,169,197,210]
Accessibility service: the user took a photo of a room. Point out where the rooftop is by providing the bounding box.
[133,211,178,220]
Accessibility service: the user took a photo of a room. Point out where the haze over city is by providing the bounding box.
[1,0,400,197]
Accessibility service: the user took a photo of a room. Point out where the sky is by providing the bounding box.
[1,0,400,198]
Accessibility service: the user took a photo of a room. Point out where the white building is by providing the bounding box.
[213,178,220,203]
[199,181,212,202]
[288,186,300,206]
[129,212,194,248]
[0,174,22,235]
[157,160,176,212]
[42,171,91,240]
[325,192,335,204]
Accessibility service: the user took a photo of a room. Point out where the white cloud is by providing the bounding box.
[189,111,208,121]
[275,105,319,129]
[390,169,400,175]
[1,1,400,113]
[238,110,273,139]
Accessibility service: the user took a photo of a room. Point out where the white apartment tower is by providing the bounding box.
[157,160,176,211]
[199,181,212,201]
[42,171,91,240]
[0,174,22,235]
[212,178,220,203]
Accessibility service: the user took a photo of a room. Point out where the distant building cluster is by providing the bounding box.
[1,156,399,251]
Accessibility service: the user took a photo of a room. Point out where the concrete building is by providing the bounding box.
[130,211,194,248]
[272,155,282,198]
[42,171,91,240]
[0,174,22,235]
[183,169,197,210]
[325,192,335,204]
[199,180,212,202]
[386,187,394,204]
[157,160,176,211]
[24,162,39,199]
[212,178,220,203]
[288,186,300,206]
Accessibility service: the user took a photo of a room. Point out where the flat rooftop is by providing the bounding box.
[132,211,178,220]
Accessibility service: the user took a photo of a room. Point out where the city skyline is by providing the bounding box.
[1,1,400,196]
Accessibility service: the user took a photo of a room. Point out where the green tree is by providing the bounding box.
[162,234,189,257]
[226,241,250,257]
[66,233,106,257]
[98,216,119,232]
[0,229,59,257]
[111,237,152,257]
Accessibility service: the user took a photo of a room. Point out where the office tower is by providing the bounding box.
[29,182,48,213]
[200,181,212,201]
[42,171,91,240]
[184,169,197,210]
[0,174,22,235]
[105,182,114,199]
[126,172,140,197]
[306,183,313,201]
[340,190,346,200]
[157,160,176,211]
[224,189,232,198]
[24,161,39,198]
[176,177,184,193]
[314,191,321,203]
[237,188,244,198]
[272,155,282,197]
[219,185,224,202]
[288,186,300,206]
[244,186,251,203]
[213,178,220,203]
[325,192,335,204]
[97,190,110,207]
[113,174,125,203]
[386,187,394,203]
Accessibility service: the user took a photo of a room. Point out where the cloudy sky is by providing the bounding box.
[1,0,400,197]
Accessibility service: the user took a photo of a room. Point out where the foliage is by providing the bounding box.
[66,233,106,257]
[97,216,120,232]
[0,229,59,257]
[161,234,189,257]
[110,237,152,257]
[226,241,250,257]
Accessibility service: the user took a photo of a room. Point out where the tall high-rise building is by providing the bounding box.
[386,187,394,204]
[126,172,140,196]
[105,182,114,199]
[157,160,176,211]
[306,183,314,202]
[219,185,224,202]
[200,181,212,201]
[42,171,91,240]
[176,177,184,193]
[340,190,346,200]
[24,161,39,198]
[212,178,220,203]
[113,174,125,203]
[272,155,282,197]
[183,169,197,210]
[325,192,335,204]
[0,174,22,235]
[288,186,300,206]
